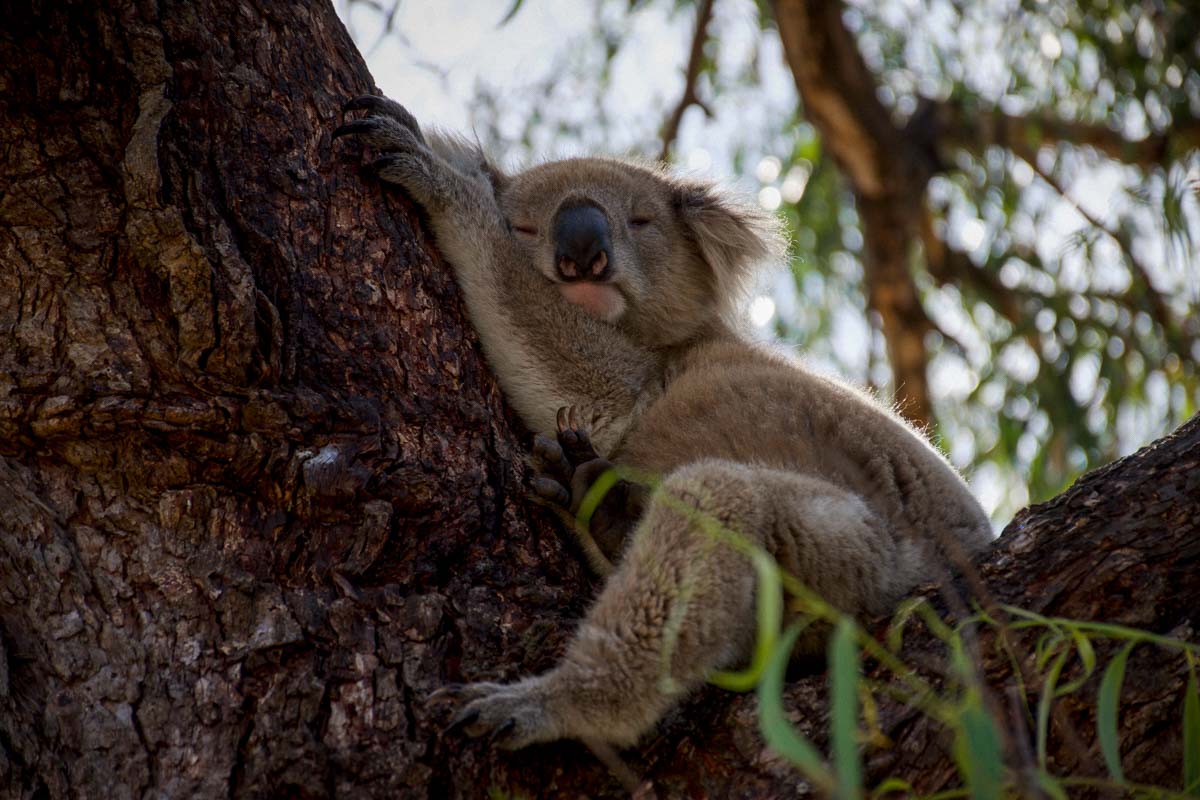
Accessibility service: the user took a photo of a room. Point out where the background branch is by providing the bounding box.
[935,103,1200,168]
[658,0,716,162]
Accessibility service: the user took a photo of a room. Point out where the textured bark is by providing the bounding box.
[0,2,595,797]
[1,2,1197,798]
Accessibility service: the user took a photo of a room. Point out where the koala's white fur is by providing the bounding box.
[335,96,992,750]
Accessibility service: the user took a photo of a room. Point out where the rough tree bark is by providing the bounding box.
[1,2,1196,798]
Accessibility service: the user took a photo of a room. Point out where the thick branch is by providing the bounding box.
[774,0,935,428]
[772,0,933,198]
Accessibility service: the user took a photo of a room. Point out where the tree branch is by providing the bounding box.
[774,0,936,429]
[920,205,1025,326]
[658,0,716,162]
[934,103,1200,168]
[1018,152,1193,355]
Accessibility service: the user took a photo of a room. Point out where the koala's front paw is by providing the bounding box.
[434,679,560,750]
[528,406,647,573]
[334,95,427,150]
[530,406,603,509]
[333,95,444,204]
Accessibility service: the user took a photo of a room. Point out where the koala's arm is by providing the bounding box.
[334,97,657,447]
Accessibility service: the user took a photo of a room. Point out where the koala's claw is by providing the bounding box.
[531,475,571,508]
[427,683,466,704]
[341,94,424,136]
[532,434,570,481]
[330,117,380,141]
[445,707,479,734]
[342,94,391,113]
[555,405,603,465]
[490,718,517,745]
[440,681,556,751]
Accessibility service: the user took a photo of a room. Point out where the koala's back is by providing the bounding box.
[614,336,992,559]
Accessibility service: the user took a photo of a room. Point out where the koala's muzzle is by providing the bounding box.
[553,203,613,282]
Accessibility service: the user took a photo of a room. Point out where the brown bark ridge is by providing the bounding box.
[1,1,1197,798]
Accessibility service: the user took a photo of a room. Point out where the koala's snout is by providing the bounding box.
[553,203,613,282]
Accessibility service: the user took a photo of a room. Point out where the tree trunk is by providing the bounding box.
[1,2,1195,798]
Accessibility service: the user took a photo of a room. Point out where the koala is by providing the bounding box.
[333,95,993,751]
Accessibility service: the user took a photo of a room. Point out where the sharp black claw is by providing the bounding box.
[368,155,406,174]
[533,434,564,463]
[331,118,379,140]
[447,708,479,734]
[490,718,517,745]
[428,683,465,704]
[531,477,570,507]
[344,95,384,112]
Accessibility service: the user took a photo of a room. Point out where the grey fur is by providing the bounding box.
[334,96,992,750]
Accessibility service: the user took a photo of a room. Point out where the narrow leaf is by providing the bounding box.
[886,597,925,652]
[869,777,913,798]
[497,0,524,26]
[1057,630,1097,695]
[1035,771,1068,800]
[1072,630,1096,677]
[1036,647,1068,767]
[1184,664,1199,795]
[710,547,781,690]
[757,622,833,789]
[1097,642,1134,784]
[830,617,862,800]
[957,701,1003,800]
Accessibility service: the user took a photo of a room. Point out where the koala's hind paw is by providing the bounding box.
[434,679,559,750]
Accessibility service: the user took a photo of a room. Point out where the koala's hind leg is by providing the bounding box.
[442,459,926,749]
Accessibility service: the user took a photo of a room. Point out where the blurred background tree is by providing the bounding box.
[338,0,1199,522]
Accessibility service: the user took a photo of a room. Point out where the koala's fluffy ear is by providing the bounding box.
[674,180,785,300]
[428,131,508,193]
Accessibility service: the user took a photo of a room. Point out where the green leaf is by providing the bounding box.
[1035,771,1068,800]
[955,700,1004,800]
[497,0,523,26]
[869,777,913,798]
[886,597,925,652]
[757,622,833,790]
[709,546,782,691]
[1185,662,1199,795]
[1057,630,1098,695]
[1097,642,1135,784]
[1073,630,1096,676]
[1036,647,1068,767]
[830,617,862,800]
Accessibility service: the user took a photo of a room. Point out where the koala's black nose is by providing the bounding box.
[553,203,613,282]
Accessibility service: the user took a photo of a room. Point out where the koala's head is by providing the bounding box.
[496,158,783,347]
